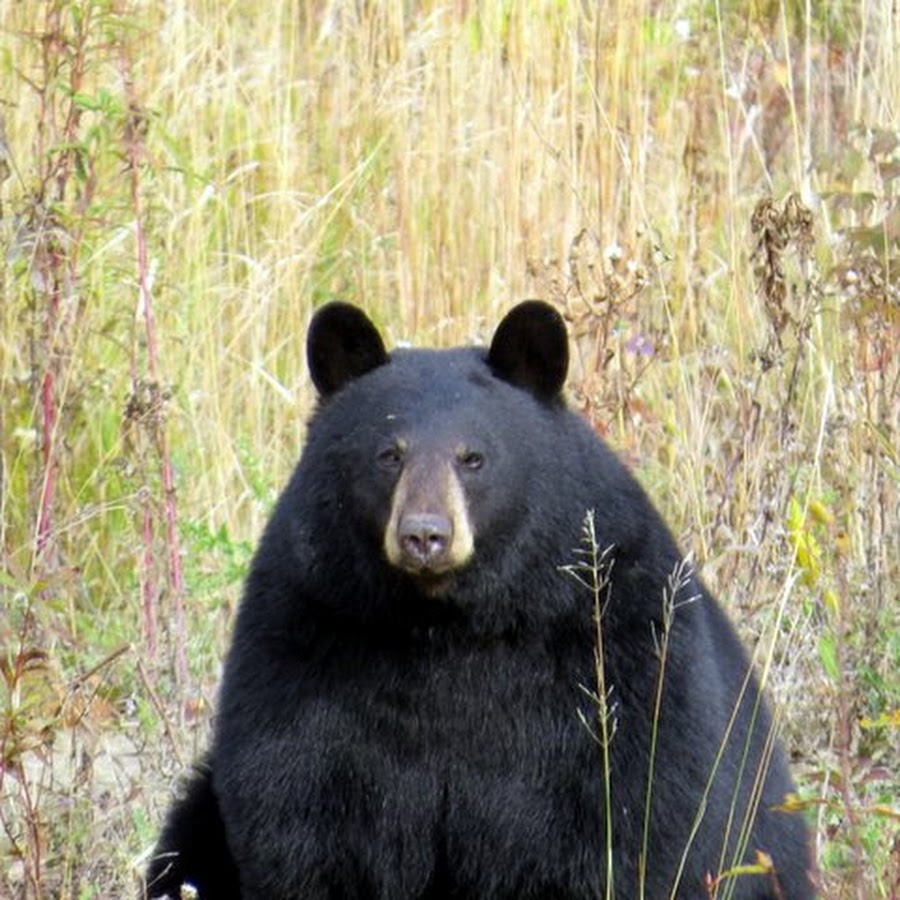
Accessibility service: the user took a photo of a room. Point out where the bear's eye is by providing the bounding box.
[377,446,404,470]
[457,449,484,471]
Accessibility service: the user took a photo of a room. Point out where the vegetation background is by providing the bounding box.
[1,0,897,897]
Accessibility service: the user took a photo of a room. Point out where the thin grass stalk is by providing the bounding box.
[715,687,779,900]
[591,554,616,900]
[565,511,617,899]
[639,557,698,897]
[726,716,783,900]
[668,626,766,898]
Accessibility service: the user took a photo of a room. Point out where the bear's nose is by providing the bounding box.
[398,513,452,570]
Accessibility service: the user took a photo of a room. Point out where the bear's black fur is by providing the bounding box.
[145,301,814,899]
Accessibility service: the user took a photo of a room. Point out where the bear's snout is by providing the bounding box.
[397,512,453,569]
[383,455,475,581]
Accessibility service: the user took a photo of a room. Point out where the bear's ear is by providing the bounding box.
[307,302,389,397]
[488,301,569,400]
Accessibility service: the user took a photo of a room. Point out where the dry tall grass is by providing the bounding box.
[1,1,897,897]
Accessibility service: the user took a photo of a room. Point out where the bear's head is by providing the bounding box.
[304,301,570,598]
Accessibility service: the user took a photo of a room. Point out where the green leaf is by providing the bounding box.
[818,633,840,682]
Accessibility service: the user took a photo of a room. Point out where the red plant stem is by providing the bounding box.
[36,353,57,560]
[32,2,89,569]
[118,48,188,687]
[141,499,157,659]
[833,565,866,897]
[125,220,157,658]
[141,283,186,683]
[136,203,188,687]
[34,235,65,562]
[16,759,42,897]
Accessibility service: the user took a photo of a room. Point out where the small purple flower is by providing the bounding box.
[626,333,656,357]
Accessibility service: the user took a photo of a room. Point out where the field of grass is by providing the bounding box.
[1,1,898,897]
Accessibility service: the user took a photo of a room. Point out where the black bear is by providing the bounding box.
[145,301,815,899]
